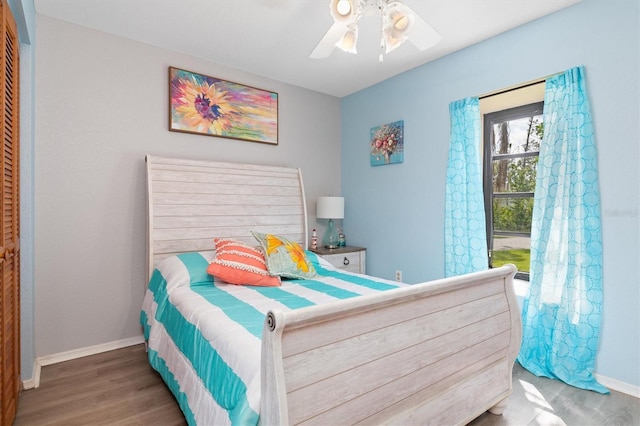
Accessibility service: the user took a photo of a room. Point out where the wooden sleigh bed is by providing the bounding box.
[141,155,522,425]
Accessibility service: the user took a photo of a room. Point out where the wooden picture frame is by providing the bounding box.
[169,67,278,145]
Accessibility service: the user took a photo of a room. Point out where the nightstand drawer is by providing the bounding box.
[322,252,363,273]
[310,246,366,274]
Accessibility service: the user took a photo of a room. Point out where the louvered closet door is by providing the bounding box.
[0,0,19,424]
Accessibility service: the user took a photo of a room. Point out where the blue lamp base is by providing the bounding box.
[323,218,339,249]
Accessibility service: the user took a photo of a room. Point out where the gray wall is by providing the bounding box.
[341,0,639,388]
[33,15,341,359]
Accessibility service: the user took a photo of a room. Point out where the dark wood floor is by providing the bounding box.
[14,344,640,425]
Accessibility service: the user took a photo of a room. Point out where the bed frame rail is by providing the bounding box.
[261,264,520,426]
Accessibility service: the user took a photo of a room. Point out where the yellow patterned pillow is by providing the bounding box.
[251,231,317,279]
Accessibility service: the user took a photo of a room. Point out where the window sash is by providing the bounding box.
[483,102,542,280]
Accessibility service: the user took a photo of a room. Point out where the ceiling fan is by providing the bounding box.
[310,0,441,62]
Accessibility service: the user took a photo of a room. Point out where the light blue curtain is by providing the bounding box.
[444,97,488,277]
[518,66,608,393]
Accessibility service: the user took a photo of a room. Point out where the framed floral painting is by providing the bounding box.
[370,120,404,166]
[169,67,278,144]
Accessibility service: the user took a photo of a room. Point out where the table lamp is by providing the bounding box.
[316,196,344,249]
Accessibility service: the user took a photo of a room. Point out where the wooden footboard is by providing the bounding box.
[260,264,521,426]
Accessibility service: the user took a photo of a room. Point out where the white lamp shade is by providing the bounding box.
[316,196,344,219]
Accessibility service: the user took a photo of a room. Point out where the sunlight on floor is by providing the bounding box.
[519,379,567,426]
[532,410,567,426]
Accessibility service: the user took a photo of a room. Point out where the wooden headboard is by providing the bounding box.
[145,155,308,281]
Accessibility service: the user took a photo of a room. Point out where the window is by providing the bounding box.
[483,102,543,280]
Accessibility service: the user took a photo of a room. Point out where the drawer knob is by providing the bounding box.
[343,257,350,266]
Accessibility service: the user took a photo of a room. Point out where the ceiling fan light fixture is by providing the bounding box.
[336,0,352,16]
[382,29,403,53]
[382,2,415,53]
[330,0,359,24]
[312,0,440,60]
[394,14,410,31]
[336,26,358,54]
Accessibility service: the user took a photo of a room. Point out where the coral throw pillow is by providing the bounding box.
[207,238,281,287]
[251,231,317,279]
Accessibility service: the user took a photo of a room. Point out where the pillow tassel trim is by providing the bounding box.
[211,258,274,277]
[216,249,267,266]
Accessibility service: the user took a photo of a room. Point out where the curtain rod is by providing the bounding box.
[478,79,544,100]
[478,70,563,100]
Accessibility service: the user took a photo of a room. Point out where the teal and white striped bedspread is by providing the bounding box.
[140,251,405,426]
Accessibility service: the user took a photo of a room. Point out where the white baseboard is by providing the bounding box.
[22,359,40,390]
[22,376,36,390]
[595,373,640,398]
[23,335,145,389]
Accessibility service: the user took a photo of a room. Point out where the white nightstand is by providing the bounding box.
[310,246,366,274]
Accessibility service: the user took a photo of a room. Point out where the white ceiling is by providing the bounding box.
[35,0,582,98]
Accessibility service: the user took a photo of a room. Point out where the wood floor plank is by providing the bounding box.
[14,345,185,426]
[15,344,640,425]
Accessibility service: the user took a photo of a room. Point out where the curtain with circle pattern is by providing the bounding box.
[517,66,608,393]
[444,97,488,277]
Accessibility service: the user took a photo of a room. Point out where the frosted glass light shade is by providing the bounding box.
[336,27,358,54]
[316,196,344,219]
[382,2,414,53]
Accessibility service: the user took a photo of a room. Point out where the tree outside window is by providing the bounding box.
[483,102,543,280]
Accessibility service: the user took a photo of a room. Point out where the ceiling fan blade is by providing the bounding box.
[408,14,442,51]
[310,22,347,59]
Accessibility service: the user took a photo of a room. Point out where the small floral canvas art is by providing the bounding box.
[370,120,404,166]
[169,67,278,144]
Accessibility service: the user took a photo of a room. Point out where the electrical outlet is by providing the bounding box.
[395,270,402,282]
